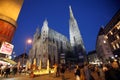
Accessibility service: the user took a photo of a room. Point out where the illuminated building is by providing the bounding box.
[29,6,87,67]
[29,20,69,68]
[96,9,120,63]
[69,6,86,62]
[104,9,120,57]
[96,27,113,63]
[87,50,100,65]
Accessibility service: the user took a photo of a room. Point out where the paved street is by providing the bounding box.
[0,70,75,80]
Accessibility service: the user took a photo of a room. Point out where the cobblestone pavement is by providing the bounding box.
[0,70,75,80]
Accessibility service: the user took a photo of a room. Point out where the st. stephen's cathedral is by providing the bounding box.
[29,6,86,68]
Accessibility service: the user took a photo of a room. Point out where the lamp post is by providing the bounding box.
[22,39,32,67]
[24,39,32,53]
[12,51,16,60]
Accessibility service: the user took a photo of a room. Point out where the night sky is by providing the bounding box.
[12,0,120,56]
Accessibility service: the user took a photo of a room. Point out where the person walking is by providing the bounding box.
[80,65,85,80]
[90,65,101,80]
[105,61,120,80]
[12,66,17,77]
[4,66,10,78]
[83,63,90,80]
[75,65,81,80]
[56,64,60,77]
[60,64,66,80]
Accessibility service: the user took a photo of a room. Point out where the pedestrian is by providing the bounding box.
[56,64,60,77]
[80,65,85,80]
[53,64,57,77]
[105,61,120,80]
[83,62,90,80]
[12,66,17,77]
[90,65,101,80]
[74,65,81,80]
[60,64,66,80]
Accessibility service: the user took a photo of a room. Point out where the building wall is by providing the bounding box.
[0,0,24,21]
[96,35,113,63]
[0,20,16,43]
[106,21,120,51]
[0,0,24,44]
[29,20,69,68]
[103,9,120,57]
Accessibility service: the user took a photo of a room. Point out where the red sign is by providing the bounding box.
[0,42,14,55]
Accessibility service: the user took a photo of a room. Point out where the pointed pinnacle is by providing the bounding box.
[69,5,74,18]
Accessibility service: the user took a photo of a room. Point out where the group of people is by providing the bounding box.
[74,61,120,80]
[53,64,66,80]
[0,65,17,78]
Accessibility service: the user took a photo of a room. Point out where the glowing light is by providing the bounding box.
[110,31,113,35]
[33,69,54,75]
[103,40,106,43]
[27,39,32,44]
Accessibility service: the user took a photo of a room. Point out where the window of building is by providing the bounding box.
[112,44,116,50]
[117,24,120,30]
[110,31,113,35]
[118,42,120,47]
[116,43,119,48]
[105,35,108,39]
[116,35,119,39]
[103,40,106,43]
[112,28,117,34]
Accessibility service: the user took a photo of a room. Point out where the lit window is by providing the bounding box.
[105,35,108,39]
[112,44,116,50]
[110,31,113,35]
[116,43,119,48]
[117,25,120,29]
[103,40,106,43]
[116,35,119,39]
[117,27,119,29]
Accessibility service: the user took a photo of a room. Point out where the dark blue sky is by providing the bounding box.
[12,0,120,56]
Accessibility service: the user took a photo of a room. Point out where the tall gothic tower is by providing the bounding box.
[69,6,86,62]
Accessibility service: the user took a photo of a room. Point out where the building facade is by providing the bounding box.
[96,27,113,63]
[87,50,100,65]
[104,9,120,57]
[96,9,120,63]
[29,6,87,68]
[29,20,69,68]
[0,0,24,59]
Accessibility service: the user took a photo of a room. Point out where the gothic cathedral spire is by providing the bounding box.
[69,6,87,63]
[69,6,74,18]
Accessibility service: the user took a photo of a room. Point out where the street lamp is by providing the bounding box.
[27,39,32,44]
[12,51,16,60]
[23,39,32,67]
[24,39,32,53]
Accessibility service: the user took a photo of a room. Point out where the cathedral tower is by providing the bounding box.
[69,6,86,62]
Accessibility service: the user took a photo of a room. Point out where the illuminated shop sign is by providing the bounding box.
[0,42,14,55]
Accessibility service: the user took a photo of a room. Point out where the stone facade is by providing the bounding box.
[29,6,87,68]
[29,20,69,68]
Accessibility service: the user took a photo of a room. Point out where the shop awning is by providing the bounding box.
[0,58,17,65]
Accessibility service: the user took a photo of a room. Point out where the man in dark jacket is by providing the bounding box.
[105,61,120,80]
